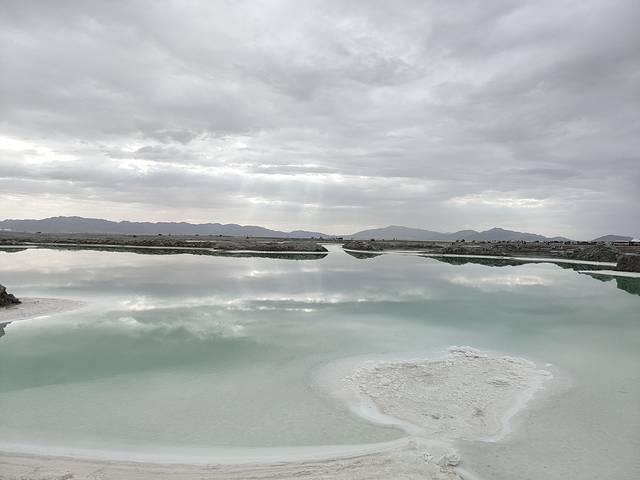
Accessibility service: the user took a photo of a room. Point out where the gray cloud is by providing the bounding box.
[0,0,638,238]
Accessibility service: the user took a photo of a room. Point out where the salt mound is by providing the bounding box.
[345,348,549,442]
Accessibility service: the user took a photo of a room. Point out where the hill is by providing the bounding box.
[348,225,448,241]
[0,217,331,239]
[592,234,633,242]
[349,225,570,242]
[0,217,575,242]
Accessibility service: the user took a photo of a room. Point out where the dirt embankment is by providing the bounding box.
[0,232,328,252]
[343,240,439,251]
[616,254,640,272]
[343,240,640,269]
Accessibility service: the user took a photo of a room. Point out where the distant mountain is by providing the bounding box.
[349,225,571,242]
[349,225,447,241]
[465,227,571,242]
[0,216,331,239]
[0,217,575,242]
[592,234,633,242]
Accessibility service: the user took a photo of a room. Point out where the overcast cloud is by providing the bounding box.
[1,0,638,238]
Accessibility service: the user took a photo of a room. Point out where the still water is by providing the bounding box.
[0,246,638,477]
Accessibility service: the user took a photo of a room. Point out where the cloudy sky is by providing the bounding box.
[1,0,638,238]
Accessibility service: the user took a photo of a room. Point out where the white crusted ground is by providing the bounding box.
[0,297,84,323]
[344,347,550,442]
[0,440,466,480]
[0,334,549,480]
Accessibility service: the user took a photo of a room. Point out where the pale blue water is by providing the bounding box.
[0,246,639,478]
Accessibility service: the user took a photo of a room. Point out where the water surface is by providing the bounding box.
[0,246,638,478]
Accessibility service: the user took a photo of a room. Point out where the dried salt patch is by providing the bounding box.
[448,346,487,358]
[437,451,461,467]
[343,348,549,451]
[487,377,511,387]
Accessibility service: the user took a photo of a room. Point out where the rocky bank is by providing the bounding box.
[568,244,620,263]
[0,284,21,306]
[616,254,640,272]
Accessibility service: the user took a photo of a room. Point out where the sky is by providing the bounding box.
[0,0,638,239]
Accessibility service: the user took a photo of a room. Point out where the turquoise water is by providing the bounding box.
[0,246,639,477]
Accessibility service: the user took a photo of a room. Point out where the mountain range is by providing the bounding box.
[0,217,326,239]
[346,225,571,242]
[591,234,633,243]
[0,216,631,242]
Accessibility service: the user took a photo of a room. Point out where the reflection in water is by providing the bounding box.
[22,245,329,261]
[447,273,549,289]
[554,262,613,272]
[427,256,527,267]
[581,272,640,297]
[617,277,640,296]
[428,255,615,273]
[0,247,638,479]
[0,321,9,339]
[430,255,639,297]
[0,248,28,254]
[344,250,382,260]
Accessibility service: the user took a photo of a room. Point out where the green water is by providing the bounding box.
[0,246,639,477]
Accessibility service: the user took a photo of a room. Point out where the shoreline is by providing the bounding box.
[0,232,330,254]
[343,247,619,267]
[1,347,551,479]
[0,439,446,480]
[423,253,617,267]
[2,243,329,255]
[0,300,552,479]
[0,437,413,466]
[0,297,85,323]
[578,269,640,278]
